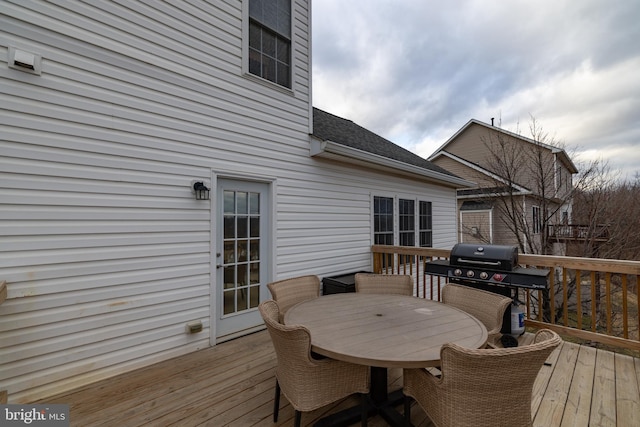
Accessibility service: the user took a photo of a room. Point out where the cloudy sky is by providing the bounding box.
[311,0,640,180]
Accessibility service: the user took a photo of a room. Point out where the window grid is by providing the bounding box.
[248,0,291,88]
[419,201,433,247]
[399,199,415,246]
[374,196,394,245]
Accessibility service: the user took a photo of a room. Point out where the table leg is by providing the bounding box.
[313,367,412,427]
[369,366,388,405]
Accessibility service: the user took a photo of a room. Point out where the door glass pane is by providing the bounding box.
[237,264,248,286]
[221,188,262,318]
[224,216,235,239]
[250,261,260,284]
[223,290,235,315]
[249,285,260,308]
[224,191,235,214]
[238,240,248,262]
[249,239,260,261]
[250,192,260,214]
[237,288,248,311]
[223,266,235,289]
[224,241,235,264]
[237,216,248,238]
[250,217,259,237]
[237,192,248,214]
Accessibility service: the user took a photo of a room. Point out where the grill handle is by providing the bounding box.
[456,258,502,267]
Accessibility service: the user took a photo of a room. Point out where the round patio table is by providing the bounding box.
[284,293,487,426]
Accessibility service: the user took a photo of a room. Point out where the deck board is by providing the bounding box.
[534,341,579,426]
[36,330,639,427]
[561,345,596,426]
[590,349,617,427]
[614,353,640,427]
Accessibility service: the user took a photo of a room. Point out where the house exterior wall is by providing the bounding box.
[434,121,575,253]
[459,209,492,244]
[0,1,459,403]
[441,122,575,200]
[431,155,494,188]
[441,124,491,163]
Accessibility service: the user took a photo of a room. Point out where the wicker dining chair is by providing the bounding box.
[403,329,561,427]
[441,283,512,343]
[259,300,370,427]
[267,275,320,322]
[354,273,413,295]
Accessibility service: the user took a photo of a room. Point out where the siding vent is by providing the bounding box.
[8,46,41,75]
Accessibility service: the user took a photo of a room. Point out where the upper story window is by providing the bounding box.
[532,205,542,234]
[248,0,291,88]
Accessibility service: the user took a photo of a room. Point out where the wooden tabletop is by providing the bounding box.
[285,293,487,368]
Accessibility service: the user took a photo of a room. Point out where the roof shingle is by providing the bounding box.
[312,107,458,177]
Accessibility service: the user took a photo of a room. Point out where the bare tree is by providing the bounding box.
[477,115,601,255]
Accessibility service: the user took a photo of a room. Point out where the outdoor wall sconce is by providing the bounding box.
[193,181,210,200]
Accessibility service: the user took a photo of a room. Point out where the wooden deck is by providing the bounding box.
[38,330,640,426]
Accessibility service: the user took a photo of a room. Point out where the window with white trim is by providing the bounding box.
[399,199,415,246]
[373,196,394,245]
[248,0,291,88]
[373,196,433,248]
[419,201,433,247]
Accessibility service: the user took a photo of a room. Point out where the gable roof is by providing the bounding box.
[428,119,579,174]
[436,150,531,196]
[311,108,472,188]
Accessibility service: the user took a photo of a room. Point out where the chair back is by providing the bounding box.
[354,273,413,295]
[259,300,316,377]
[422,329,561,427]
[441,283,512,336]
[259,300,328,407]
[259,300,370,415]
[267,275,320,321]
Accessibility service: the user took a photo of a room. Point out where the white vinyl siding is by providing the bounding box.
[0,0,458,404]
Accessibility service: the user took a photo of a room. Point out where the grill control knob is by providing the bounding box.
[480,272,489,279]
[453,269,462,276]
[466,270,475,278]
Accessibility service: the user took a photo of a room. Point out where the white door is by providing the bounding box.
[215,179,271,340]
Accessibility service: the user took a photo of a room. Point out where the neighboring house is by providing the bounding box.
[428,119,578,253]
[0,1,469,403]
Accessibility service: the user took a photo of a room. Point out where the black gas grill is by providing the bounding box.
[425,243,548,290]
[425,243,550,335]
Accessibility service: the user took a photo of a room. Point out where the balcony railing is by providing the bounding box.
[371,245,640,353]
[547,223,610,242]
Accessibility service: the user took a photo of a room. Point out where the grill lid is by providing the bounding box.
[450,243,518,271]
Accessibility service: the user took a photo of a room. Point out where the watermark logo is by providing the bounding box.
[1,405,69,426]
